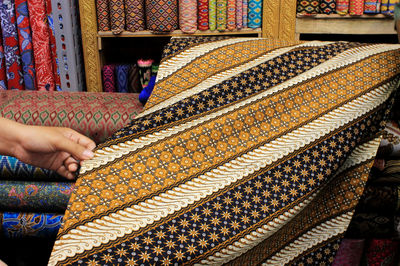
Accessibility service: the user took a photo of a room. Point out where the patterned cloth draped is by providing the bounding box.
[227,0,236,30]
[320,0,336,13]
[125,0,145,32]
[364,0,381,13]
[96,0,110,31]
[0,27,7,90]
[1,212,62,238]
[49,38,400,265]
[336,0,350,14]
[209,0,217,30]
[145,0,178,32]
[198,0,209,30]
[297,0,320,14]
[349,0,364,14]
[0,90,144,144]
[0,0,24,90]
[109,0,125,34]
[0,181,74,212]
[15,0,36,90]
[116,64,129,93]
[242,0,248,27]
[217,0,227,31]
[236,0,243,29]
[248,0,262,28]
[28,0,55,91]
[179,0,197,34]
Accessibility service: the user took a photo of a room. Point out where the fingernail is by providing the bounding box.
[83,150,94,158]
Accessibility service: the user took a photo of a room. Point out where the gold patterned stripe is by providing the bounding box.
[50,83,393,265]
[202,137,381,264]
[80,44,399,174]
[261,212,354,266]
[156,38,258,81]
[138,41,336,118]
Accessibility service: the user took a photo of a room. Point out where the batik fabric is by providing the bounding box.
[320,0,336,13]
[209,0,217,30]
[349,0,364,14]
[0,25,7,90]
[198,0,209,30]
[96,0,110,31]
[248,0,262,28]
[179,0,197,34]
[125,0,145,32]
[297,0,320,14]
[227,0,236,30]
[109,0,125,34]
[49,38,400,265]
[145,0,178,32]
[336,0,350,14]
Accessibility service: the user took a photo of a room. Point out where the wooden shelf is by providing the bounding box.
[98,28,262,38]
[296,14,396,35]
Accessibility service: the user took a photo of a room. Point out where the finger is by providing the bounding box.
[57,165,74,180]
[63,128,96,150]
[64,156,79,172]
[54,137,94,161]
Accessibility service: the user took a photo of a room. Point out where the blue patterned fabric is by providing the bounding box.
[116,64,130,93]
[0,212,63,238]
[0,156,62,181]
[248,0,262,28]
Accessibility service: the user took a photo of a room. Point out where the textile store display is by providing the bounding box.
[49,37,400,265]
[179,0,197,34]
[198,0,209,30]
[15,0,36,91]
[0,212,62,238]
[248,0,262,28]
[0,90,144,144]
[145,0,178,32]
[96,0,110,31]
[28,0,55,91]
[0,180,74,212]
[124,0,145,32]
[297,0,321,14]
[0,0,24,91]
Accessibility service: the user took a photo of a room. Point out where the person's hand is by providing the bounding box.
[14,125,96,179]
[0,117,96,179]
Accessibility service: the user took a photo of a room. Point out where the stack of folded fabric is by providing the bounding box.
[0,90,144,242]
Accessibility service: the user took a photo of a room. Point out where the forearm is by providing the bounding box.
[0,117,26,158]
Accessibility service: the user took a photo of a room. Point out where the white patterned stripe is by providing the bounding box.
[261,212,354,266]
[80,44,400,174]
[49,80,395,266]
[200,138,381,265]
[138,41,336,118]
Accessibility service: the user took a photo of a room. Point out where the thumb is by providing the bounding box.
[54,137,94,161]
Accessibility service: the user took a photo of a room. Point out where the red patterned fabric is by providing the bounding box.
[0,90,144,143]
[0,0,24,90]
[96,0,110,31]
[198,0,209,31]
[145,0,178,32]
[125,0,145,32]
[365,239,400,266]
[349,0,364,14]
[28,0,55,91]
[336,0,350,14]
[227,0,236,30]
